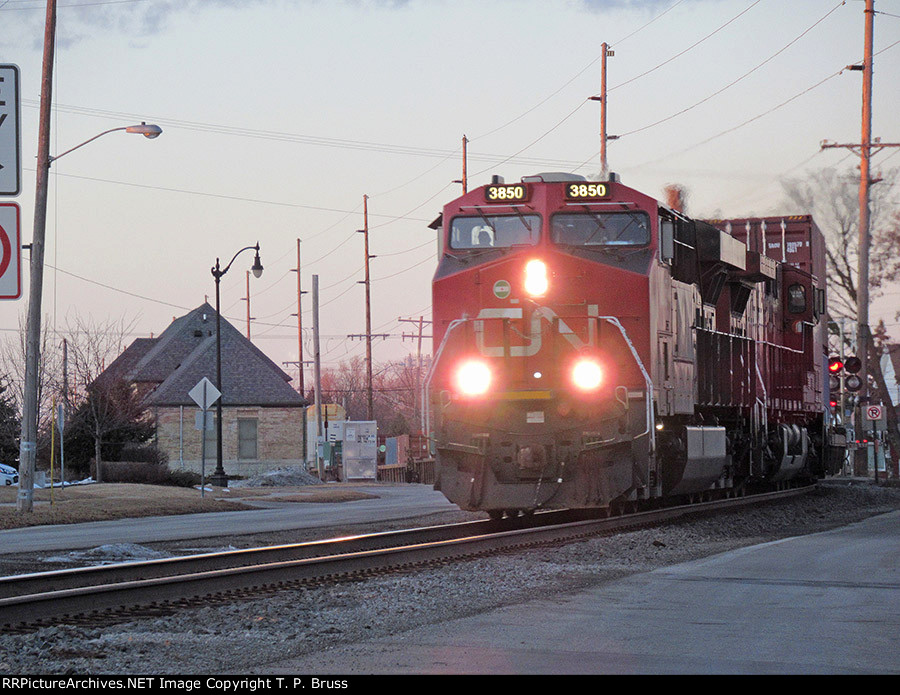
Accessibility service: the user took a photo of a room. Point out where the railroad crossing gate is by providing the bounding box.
[0,203,21,299]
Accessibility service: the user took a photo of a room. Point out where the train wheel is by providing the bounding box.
[488,510,504,521]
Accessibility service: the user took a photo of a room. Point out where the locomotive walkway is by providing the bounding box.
[253,507,900,675]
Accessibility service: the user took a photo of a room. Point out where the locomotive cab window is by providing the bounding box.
[551,212,650,247]
[787,283,807,313]
[449,214,540,249]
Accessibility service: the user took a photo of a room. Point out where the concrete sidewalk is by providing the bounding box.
[253,510,900,675]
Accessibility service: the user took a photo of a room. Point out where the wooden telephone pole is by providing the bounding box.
[358,196,375,420]
[821,0,900,476]
[589,42,616,180]
[400,316,433,434]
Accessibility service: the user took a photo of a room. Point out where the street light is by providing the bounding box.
[17,120,163,513]
[209,243,263,488]
[48,123,162,163]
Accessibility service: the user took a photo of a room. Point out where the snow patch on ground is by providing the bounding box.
[42,543,173,565]
[228,466,324,488]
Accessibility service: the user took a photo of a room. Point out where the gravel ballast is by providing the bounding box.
[1,479,898,675]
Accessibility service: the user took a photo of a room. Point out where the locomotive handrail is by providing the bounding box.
[423,317,469,444]
[595,315,655,456]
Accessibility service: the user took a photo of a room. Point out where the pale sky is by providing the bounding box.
[2,0,899,383]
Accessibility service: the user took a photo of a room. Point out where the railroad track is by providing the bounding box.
[0,485,810,632]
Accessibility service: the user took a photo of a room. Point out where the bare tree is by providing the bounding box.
[781,166,900,473]
[61,314,142,482]
[318,355,425,437]
[0,313,62,434]
[320,356,369,421]
[780,166,900,316]
[0,311,145,478]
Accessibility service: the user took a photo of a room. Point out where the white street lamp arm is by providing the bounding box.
[48,123,162,164]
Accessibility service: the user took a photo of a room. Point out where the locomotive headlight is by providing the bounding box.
[571,359,604,391]
[524,259,549,297]
[455,360,492,396]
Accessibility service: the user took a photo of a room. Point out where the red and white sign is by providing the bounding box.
[0,203,21,299]
[866,405,884,422]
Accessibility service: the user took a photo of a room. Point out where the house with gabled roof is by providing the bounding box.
[101,303,307,477]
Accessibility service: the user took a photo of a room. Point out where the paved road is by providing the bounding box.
[0,484,460,554]
[256,510,900,675]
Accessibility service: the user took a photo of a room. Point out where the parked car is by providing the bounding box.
[0,463,18,486]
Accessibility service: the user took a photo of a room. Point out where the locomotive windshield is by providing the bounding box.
[551,212,650,247]
[450,213,540,249]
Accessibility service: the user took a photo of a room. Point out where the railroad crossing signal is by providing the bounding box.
[844,355,863,392]
[829,354,863,392]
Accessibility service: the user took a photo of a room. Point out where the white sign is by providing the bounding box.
[866,405,884,422]
[195,411,214,431]
[0,203,20,299]
[189,377,221,411]
[0,65,21,196]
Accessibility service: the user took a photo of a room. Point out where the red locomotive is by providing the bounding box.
[428,173,840,517]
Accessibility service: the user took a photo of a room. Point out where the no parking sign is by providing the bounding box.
[866,405,884,422]
[0,203,20,299]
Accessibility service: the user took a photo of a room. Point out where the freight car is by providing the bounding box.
[427,173,842,517]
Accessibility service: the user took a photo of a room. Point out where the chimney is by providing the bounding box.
[664,184,687,214]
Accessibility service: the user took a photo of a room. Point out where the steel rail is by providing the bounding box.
[0,486,811,631]
[0,514,575,600]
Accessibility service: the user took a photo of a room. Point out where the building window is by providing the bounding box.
[238,418,258,460]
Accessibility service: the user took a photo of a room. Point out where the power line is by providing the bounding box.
[608,0,764,96]
[619,63,848,172]
[470,0,690,142]
[616,0,846,139]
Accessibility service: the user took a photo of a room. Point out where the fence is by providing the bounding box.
[376,458,435,484]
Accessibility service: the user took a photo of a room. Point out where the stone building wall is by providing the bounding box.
[155,405,305,478]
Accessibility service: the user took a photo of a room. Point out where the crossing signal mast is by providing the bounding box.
[828,355,864,421]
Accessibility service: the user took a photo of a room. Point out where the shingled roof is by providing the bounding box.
[103,303,306,409]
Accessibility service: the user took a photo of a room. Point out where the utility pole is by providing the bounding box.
[357,195,375,421]
[399,316,433,434]
[453,136,469,193]
[313,274,324,480]
[589,43,615,180]
[60,338,67,488]
[18,0,57,513]
[821,0,899,475]
[462,135,468,193]
[290,238,308,461]
[61,338,68,408]
[243,270,252,339]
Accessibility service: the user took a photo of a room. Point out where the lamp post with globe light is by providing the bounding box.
[209,244,263,488]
